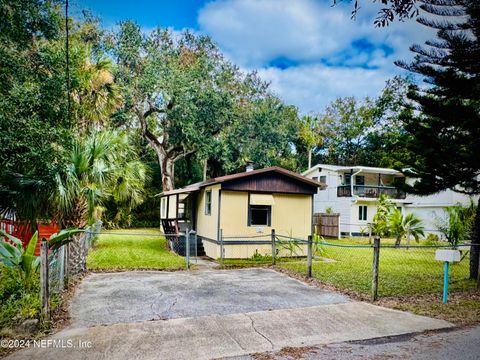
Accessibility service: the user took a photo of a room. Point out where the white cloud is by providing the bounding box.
[198,0,438,112]
[258,64,393,114]
[199,0,365,67]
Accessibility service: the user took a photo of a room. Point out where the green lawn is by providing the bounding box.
[277,239,475,297]
[87,228,185,270]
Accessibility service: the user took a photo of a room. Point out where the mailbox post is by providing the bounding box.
[435,249,461,304]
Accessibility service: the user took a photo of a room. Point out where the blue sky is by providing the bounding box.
[73,0,435,114]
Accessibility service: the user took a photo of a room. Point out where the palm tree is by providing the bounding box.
[436,204,475,248]
[372,194,395,237]
[389,209,425,247]
[0,172,51,224]
[71,44,121,132]
[55,130,148,273]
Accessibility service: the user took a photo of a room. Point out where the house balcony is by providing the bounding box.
[337,185,406,199]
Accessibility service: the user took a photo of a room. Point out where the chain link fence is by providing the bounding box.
[47,246,66,294]
[278,238,478,299]
[46,221,102,296]
[43,224,478,302]
[212,229,479,300]
[39,221,102,320]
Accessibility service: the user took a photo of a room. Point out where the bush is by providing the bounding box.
[0,266,40,329]
[250,252,272,262]
[424,233,440,245]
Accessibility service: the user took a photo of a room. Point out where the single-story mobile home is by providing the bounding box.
[159,166,323,259]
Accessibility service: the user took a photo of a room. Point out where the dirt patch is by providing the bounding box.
[377,291,480,326]
[278,346,318,358]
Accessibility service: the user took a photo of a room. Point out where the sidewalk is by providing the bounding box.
[5,302,452,360]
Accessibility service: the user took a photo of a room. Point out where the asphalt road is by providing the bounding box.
[234,325,480,360]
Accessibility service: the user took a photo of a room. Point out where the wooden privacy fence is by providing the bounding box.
[313,213,340,238]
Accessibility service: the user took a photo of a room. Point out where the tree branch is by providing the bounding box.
[135,106,163,152]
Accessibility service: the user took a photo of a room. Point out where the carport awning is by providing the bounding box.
[250,193,275,206]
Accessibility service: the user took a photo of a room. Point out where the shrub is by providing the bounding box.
[424,233,440,245]
[250,252,272,262]
[436,205,473,247]
[0,266,40,329]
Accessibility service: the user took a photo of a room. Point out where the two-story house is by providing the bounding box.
[302,164,477,237]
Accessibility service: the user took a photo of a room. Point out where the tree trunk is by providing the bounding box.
[136,106,197,193]
[203,159,208,181]
[308,149,312,170]
[394,235,402,247]
[469,197,480,279]
[67,233,87,275]
[61,198,88,275]
[159,153,175,192]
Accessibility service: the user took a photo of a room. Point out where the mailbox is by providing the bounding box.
[435,249,461,304]
[435,249,460,262]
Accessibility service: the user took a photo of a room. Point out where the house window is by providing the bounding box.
[355,175,365,186]
[319,175,327,184]
[205,190,212,215]
[344,174,351,185]
[161,197,167,218]
[358,205,368,221]
[249,205,271,226]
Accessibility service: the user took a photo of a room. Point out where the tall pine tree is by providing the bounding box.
[396,0,480,279]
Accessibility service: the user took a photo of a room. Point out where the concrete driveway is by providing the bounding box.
[70,268,349,326]
[6,269,453,360]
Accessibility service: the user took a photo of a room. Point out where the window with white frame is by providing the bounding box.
[205,190,212,215]
[161,197,167,218]
[358,205,368,221]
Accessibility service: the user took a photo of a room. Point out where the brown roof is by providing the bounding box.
[158,166,324,196]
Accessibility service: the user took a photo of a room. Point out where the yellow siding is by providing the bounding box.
[220,191,312,239]
[222,244,307,259]
[211,191,311,259]
[220,191,252,237]
[271,193,312,239]
[202,241,220,259]
[196,185,221,259]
